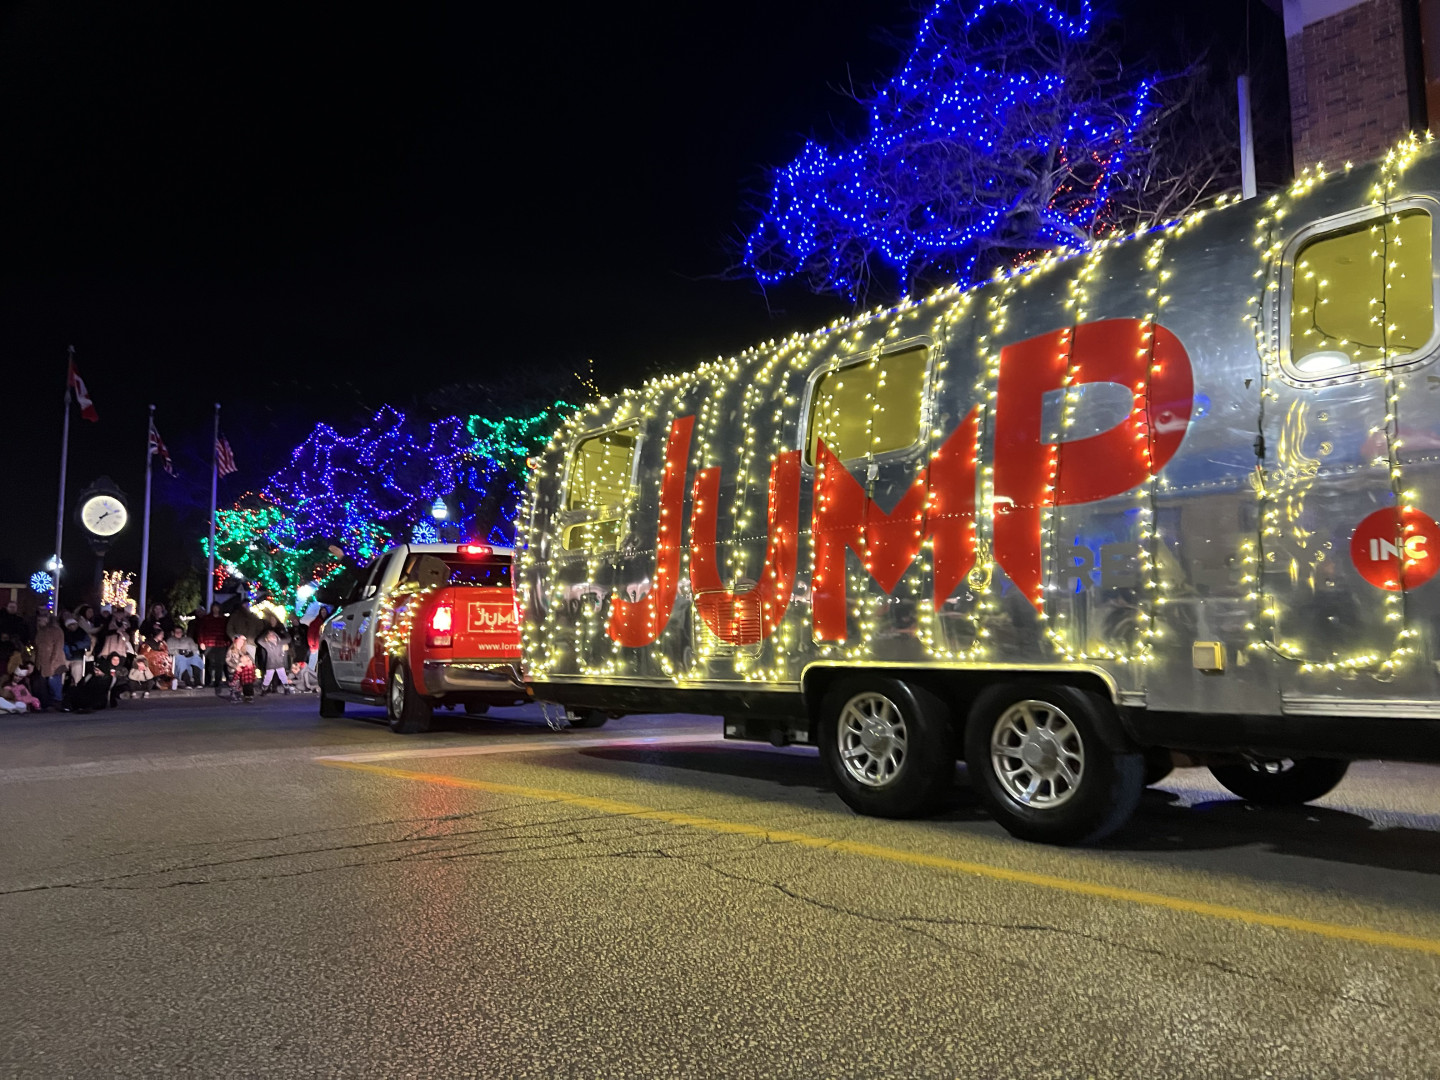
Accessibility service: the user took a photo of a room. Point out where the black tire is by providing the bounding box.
[318,650,344,718]
[1143,749,1175,787]
[1209,757,1348,806]
[463,703,489,716]
[566,708,608,729]
[386,660,433,734]
[964,683,1144,845]
[818,677,955,819]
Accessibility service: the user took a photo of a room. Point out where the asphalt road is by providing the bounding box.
[3,693,1439,1078]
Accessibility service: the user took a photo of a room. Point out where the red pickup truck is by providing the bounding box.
[317,543,532,733]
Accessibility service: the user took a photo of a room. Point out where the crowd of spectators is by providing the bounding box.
[0,597,328,714]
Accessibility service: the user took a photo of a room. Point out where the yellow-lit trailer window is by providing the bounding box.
[806,346,928,464]
[1289,208,1434,376]
[563,426,639,550]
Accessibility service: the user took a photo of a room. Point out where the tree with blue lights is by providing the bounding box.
[202,401,575,610]
[744,0,1228,299]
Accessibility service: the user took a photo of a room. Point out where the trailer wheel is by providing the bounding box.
[318,650,344,718]
[964,683,1144,845]
[387,660,433,734]
[1209,757,1348,806]
[818,677,955,819]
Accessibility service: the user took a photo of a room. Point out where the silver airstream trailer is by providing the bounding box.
[517,135,1440,843]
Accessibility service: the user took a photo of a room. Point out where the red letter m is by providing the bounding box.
[811,408,981,642]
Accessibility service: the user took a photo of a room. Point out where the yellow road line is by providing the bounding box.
[319,758,1440,959]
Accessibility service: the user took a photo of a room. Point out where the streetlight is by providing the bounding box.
[431,497,449,521]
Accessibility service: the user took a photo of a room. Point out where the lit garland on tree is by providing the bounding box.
[202,496,355,611]
[102,570,136,613]
[200,401,574,610]
[743,0,1156,299]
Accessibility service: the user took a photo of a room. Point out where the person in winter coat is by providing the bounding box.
[257,629,291,693]
[32,612,66,705]
[103,652,132,706]
[168,625,203,687]
[73,605,99,644]
[1,664,40,711]
[98,622,134,665]
[0,600,29,647]
[226,635,257,702]
[140,634,172,690]
[128,652,155,697]
[63,662,112,713]
[194,603,230,691]
[62,615,93,686]
[139,602,174,643]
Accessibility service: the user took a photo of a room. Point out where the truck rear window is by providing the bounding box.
[400,553,510,588]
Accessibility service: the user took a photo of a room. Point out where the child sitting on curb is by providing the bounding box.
[226,635,256,703]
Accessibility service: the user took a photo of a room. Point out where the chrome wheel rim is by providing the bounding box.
[1247,758,1295,775]
[389,668,404,718]
[836,692,907,788]
[990,700,1085,809]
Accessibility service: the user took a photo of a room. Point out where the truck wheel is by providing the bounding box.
[818,677,955,819]
[964,683,1144,845]
[318,650,344,718]
[566,708,608,729]
[387,660,433,734]
[1209,758,1348,806]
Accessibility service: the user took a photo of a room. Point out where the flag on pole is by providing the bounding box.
[216,434,237,477]
[67,358,99,422]
[148,419,174,475]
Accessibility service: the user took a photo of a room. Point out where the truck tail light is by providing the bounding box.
[427,602,453,648]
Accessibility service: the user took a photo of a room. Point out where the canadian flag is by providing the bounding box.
[67,356,99,422]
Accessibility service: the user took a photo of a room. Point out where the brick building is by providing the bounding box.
[1283,0,1440,170]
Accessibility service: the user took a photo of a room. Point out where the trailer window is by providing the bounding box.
[806,346,928,464]
[563,425,639,550]
[1289,208,1434,377]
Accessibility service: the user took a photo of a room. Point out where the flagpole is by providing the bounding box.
[52,346,74,615]
[207,403,220,608]
[139,404,156,624]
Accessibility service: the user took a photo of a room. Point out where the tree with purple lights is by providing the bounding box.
[202,401,574,610]
[743,0,1230,300]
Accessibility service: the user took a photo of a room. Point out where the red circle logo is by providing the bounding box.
[1350,507,1440,591]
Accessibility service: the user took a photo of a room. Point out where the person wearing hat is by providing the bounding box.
[225,634,257,702]
[62,615,92,687]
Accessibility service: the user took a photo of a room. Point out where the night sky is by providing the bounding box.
[0,1,1287,595]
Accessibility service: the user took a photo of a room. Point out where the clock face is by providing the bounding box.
[81,495,128,537]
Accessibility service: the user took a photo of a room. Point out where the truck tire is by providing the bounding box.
[318,650,344,718]
[964,683,1144,845]
[566,708,608,729]
[818,677,955,819]
[1209,757,1348,806]
[387,660,433,734]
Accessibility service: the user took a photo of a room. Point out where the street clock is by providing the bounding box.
[76,477,130,549]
